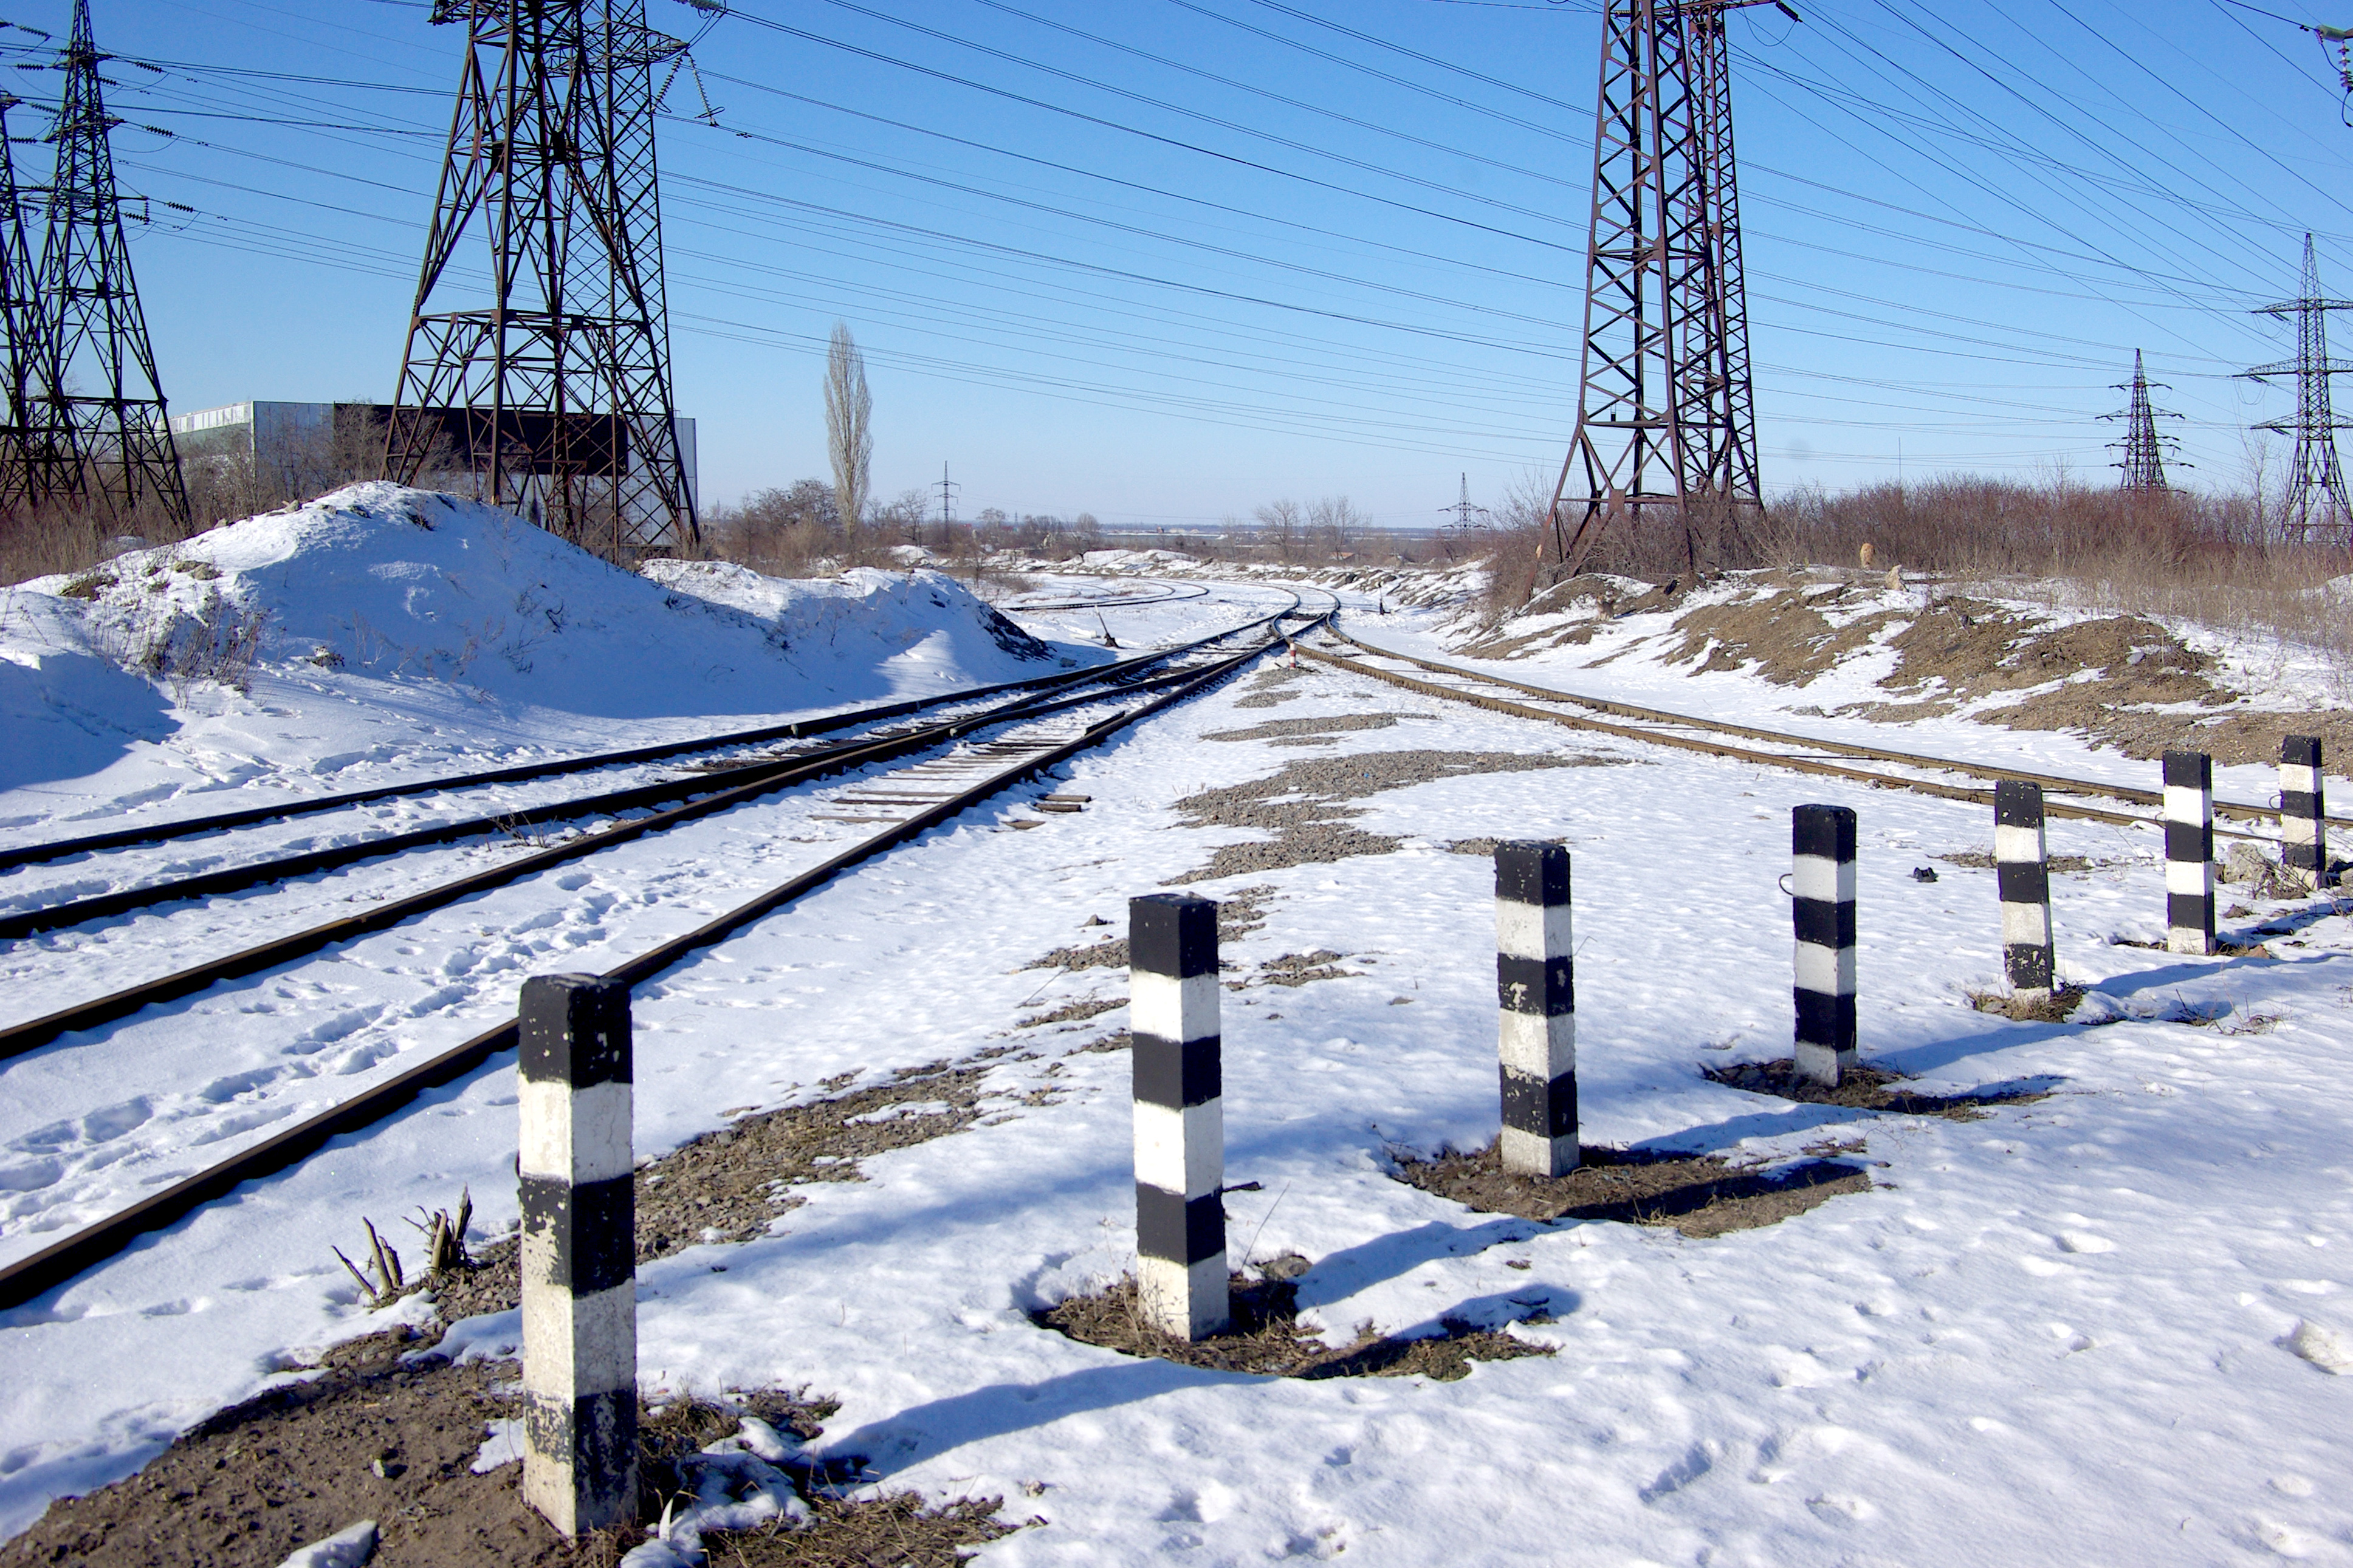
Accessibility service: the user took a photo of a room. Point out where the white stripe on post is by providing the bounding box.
[1494,840,1576,1177]
[1129,893,1229,1341]
[2163,750,2215,956]
[1793,805,1858,1087]
[518,973,639,1538]
[2282,735,2327,891]
[1994,780,2053,1001]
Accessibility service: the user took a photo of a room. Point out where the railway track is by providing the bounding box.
[1305,625,2310,847]
[0,606,1321,1309]
[0,612,1287,948]
[998,578,1212,613]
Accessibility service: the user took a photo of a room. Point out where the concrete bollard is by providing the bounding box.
[2282,735,2329,891]
[2163,750,2216,956]
[519,973,639,1536]
[1128,894,1229,1341]
[1494,840,1577,1177]
[1995,780,2054,1002]
[1793,805,1858,1086]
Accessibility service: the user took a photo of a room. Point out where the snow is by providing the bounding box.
[273,1518,376,1568]
[4,549,2353,1564]
[0,483,1104,847]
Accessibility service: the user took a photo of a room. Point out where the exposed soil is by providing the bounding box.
[1934,849,2100,873]
[1028,885,1275,971]
[1958,985,2087,1024]
[1166,748,1613,884]
[1390,1138,1871,1237]
[1705,1059,2058,1118]
[1229,664,1315,709]
[1018,996,1125,1028]
[1200,713,1430,744]
[0,1347,1005,1568]
[1647,580,2350,763]
[1033,1273,1554,1381]
[1244,950,1358,987]
[349,1060,1015,1331]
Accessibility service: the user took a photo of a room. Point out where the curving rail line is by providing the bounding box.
[1306,624,2298,846]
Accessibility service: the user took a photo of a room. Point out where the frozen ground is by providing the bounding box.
[1,544,2351,1565]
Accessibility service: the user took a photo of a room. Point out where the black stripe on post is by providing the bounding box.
[1129,893,1229,1340]
[2282,735,2327,889]
[2162,750,2215,956]
[1495,841,1576,1177]
[517,973,638,1538]
[1792,805,1858,1086]
[1994,779,2055,1001]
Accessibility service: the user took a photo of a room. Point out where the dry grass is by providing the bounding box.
[1705,1058,2058,1118]
[1391,1138,1872,1236]
[1034,1273,1554,1381]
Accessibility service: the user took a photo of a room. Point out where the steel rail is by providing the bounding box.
[1000,580,1214,612]
[0,629,1297,1312]
[0,625,1268,943]
[1324,624,2339,832]
[0,641,1274,1063]
[1297,640,2275,844]
[0,594,1279,872]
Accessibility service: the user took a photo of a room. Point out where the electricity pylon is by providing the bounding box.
[388,0,699,555]
[1442,472,1487,530]
[38,0,186,526]
[0,94,56,515]
[2101,351,2182,492]
[1550,0,1781,575]
[2247,233,2353,545]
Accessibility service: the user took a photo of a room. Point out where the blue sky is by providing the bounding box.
[45,0,2353,524]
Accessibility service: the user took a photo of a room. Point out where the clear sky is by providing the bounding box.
[43,0,2353,524]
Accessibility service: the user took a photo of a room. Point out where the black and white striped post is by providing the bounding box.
[1495,840,1576,1177]
[518,974,639,1536]
[1995,780,2054,1002]
[1792,805,1858,1087]
[2283,735,2328,892]
[1129,893,1229,1341]
[2163,750,2216,956]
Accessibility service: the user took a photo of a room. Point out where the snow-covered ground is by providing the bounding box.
[4,535,2353,1565]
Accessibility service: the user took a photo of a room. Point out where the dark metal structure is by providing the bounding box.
[1550,0,1777,574]
[388,0,699,555]
[0,95,53,515]
[38,0,186,526]
[2102,349,2181,492]
[2247,233,2353,546]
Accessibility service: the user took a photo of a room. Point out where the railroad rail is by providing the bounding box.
[998,578,1212,612]
[0,616,1285,944]
[1304,625,2292,846]
[0,613,1319,1310]
[0,591,1290,875]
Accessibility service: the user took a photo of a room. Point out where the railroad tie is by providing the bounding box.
[1793,805,1859,1087]
[1128,892,1230,1340]
[517,973,639,1536]
[1494,840,1578,1177]
[2163,750,2216,956]
[1995,780,2054,1003]
[2282,735,2329,891]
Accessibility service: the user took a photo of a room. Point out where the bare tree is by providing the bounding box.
[1254,498,1300,561]
[825,321,873,545]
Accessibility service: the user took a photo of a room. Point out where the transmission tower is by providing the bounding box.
[2247,233,2353,546]
[1441,472,1487,530]
[388,0,699,555]
[0,95,55,515]
[1549,0,1779,575]
[2101,350,2182,492]
[936,462,958,527]
[38,0,186,527]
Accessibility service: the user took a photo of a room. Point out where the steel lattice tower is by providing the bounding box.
[2103,350,2180,492]
[38,0,185,527]
[0,95,55,514]
[1551,0,1771,575]
[2247,233,2353,546]
[388,0,699,555]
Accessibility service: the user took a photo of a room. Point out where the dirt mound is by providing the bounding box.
[1658,582,2352,763]
[1390,1138,1870,1236]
